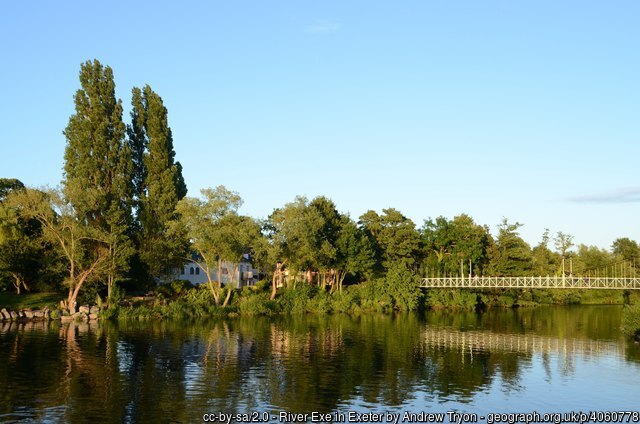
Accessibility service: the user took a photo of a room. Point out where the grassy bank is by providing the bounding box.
[0,292,62,310]
[105,280,640,322]
[3,284,638,322]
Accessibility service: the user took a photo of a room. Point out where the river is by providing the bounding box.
[1,306,639,423]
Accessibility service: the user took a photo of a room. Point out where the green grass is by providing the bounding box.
[0,292,62,310]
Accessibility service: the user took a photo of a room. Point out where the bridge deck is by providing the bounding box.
[419,276,640,290]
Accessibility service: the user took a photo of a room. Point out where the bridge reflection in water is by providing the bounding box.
[422,327,619,357]
[420,276,640,290]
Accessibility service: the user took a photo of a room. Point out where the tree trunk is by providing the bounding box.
[270,270,278,300]
[271,262,283,300]
[222,262,238,307]
[107,274,113,308]
[203,266,220,306]
[11,273,29,295]
[222,287,232,307]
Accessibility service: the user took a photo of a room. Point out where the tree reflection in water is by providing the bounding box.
[0,306,638,422]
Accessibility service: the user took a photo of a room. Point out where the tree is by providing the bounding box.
[128,85,188,280]
[421,214,491,277]
[265,196,373,294]
[487,218,533,276]
[63,59,134,303]
[574,244,614,276]
[266,196,326,286]
[0,180,43,293]
[176,186,262,306]
[359,208,422,273]
[553,231,575,257]
[7,188,108,310]
[0,178,25,200]
[612,237,640,263]
[532,229,560,276]
[332,217,376,292]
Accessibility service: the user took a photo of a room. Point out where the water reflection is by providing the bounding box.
[0,306,639,423]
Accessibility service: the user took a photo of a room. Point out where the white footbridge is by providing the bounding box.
[419,276,640,290]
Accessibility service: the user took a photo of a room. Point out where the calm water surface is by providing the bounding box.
[1,306,639,423]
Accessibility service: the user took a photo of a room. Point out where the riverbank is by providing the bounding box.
[2,284,639,331]
[107,282,640,321]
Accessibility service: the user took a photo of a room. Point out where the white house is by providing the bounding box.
[168,254,260,289]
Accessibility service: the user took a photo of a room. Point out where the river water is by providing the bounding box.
[1,306,639,423]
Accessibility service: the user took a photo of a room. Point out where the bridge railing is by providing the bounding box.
[419,276,640,290]
[421,327,619,356]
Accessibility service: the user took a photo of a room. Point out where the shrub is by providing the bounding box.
[622,304,640,338]
[330,288,360,314]
[277,284,317,314]
[237,293,276,316]
[426,289,477,310]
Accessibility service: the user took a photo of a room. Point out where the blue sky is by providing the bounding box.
[1,1,638,250]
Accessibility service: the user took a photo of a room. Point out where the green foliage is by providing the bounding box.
[235,292,277,316]
[154,280,194,299]
[76,279,103,306]
[267,196,330,276]
[0,292,62,309]
[621,304,640,338]
[382,262,422,311]
[359,208,422,274]
[530,289,582,305]
[176,186,263,306]
[62,59,135,302]
[612,238,640,263]
[266,196,375,293]
[334,219,376,286]
[306,289,333,314]
[479,290,519,308]
[128,85,188,279]
[531,229,560,276]
[114,285,234,321]
[425,289,478,310]
[278,284,317,314]
[355,263,422,312]
[575,245,614,275]
[0,186,46,294]
[487,219,533,276]
[421,214,491,277]
[553,231,574,256]
[329,288,361,314]
[7,187,111,308]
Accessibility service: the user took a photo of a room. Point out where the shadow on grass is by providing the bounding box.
[0,292,62,309]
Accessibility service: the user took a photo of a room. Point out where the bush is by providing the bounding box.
[355,264,422,312]
[236,293,276,316]
[330,288,360,314]
[278,284,316,314]
[622,304,640,338]
[307,290,332,314]
[426,289,478,310]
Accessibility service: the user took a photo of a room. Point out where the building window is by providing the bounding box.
[190,267,194,275]
[195,267,200,275]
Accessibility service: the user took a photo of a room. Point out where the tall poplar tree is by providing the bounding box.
[128,85,187,279]
[63,59,134,303]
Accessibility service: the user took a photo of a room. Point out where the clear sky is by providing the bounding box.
[1,1,638,250]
